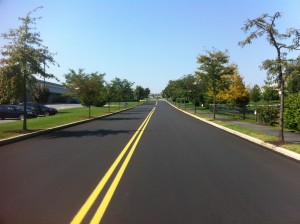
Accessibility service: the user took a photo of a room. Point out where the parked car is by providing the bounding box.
[19,102,57,116]
[0,105,37,120]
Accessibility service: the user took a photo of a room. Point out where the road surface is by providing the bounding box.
[0,101,300,224]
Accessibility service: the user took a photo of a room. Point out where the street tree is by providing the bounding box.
[285,56,300,94]
[109,78,134,108]
[250,84,262,102]
[262,85,279,102]
[239,12,300,141]
[64,69,105,118]
[217,67,248,104]
[134,86,145,101]
[33,83,50,103]
[195,49,233,120]
[0,7,58,130]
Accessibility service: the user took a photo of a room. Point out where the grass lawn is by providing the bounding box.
[0,102,140,140]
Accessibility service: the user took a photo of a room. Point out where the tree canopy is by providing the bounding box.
[0,7,58,130]
[239,12,300,141]
[195,49,233,119]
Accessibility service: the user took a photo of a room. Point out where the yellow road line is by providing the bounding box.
[90,107,155,224]
[70,108,155,224]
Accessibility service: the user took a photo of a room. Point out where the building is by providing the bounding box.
[37,80,80,104]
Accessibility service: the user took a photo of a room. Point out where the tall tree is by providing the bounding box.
[134,86,145,101]
[109,78,134,108]
[64,69,105,118]
[262,85,279,102]
[285,56,300,94]
[250,84,262,102]
[239,12,300,141]
[217,66,248,104]
[0,7,58,130]
[195,49,233,120]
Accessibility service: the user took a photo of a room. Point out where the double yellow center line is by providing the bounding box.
[71,107,156,224]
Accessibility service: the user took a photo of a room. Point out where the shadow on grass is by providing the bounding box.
[58,111,71,114]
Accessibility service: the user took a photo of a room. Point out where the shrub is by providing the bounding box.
[284,92,300,132]
[256,106,279,126]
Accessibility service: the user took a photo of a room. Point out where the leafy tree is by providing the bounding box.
[64,69,105,118]
[162,79,183,103]
[262,85,279,102]
[239,12,300,141]
[284,92,300,132]
[285,56,300,94]
[195,49,233,120]
[144,88,151,99]
[33,83,50,103]
[250,84,262,102]
[109,78,134,107]
[0,7,58,130]
[217,65,248,104]
[134,86,145,101]
[134,86,150,101]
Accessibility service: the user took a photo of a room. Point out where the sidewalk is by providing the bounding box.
[186,108,300,144]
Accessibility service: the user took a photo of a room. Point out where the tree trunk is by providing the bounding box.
[23,70,27,131]
[213,89,216,120]
[279,79,285,141]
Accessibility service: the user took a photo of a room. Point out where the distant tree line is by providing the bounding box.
[63,69,150,117]
[163,49,249,120]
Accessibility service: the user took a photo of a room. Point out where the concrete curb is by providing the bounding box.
[0,107,132,147]
[167,101,300,162]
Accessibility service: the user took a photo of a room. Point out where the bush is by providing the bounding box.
[256,106,279,126]
[93,98,107,107]
[284,93,300,132]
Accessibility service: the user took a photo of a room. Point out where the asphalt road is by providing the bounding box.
[0,101,300,224]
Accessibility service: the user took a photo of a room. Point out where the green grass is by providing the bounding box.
[282,144,300,154]
[0,102,140,140]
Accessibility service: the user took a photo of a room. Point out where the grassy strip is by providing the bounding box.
[0,103,140,140]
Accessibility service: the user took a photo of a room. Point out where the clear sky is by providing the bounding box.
[1,0,300,93]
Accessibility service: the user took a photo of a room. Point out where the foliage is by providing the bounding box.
[239,11,300,140]
[33,83,50,103]
[109,78,134,102]
[0,7,58,130]
[64,69,106,117]
[217,65,249,105]
[162,79,185,102]
[195,49,233,119]
[256,106,279,126]
[0,7,58,104]
[284,92,300,132]
[134,86,150,101]
[285,56,300,94]
[261,85,279,102]
[250,84,261,102]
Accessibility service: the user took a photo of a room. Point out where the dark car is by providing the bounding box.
[0,105,37,120]
[19,102,57,116]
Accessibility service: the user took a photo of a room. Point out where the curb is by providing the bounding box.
[167,101,300,162]
[0,107,133,147]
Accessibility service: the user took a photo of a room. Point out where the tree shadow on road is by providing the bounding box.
[35,128,135,139]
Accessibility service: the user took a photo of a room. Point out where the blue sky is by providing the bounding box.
[1,0,300,93]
